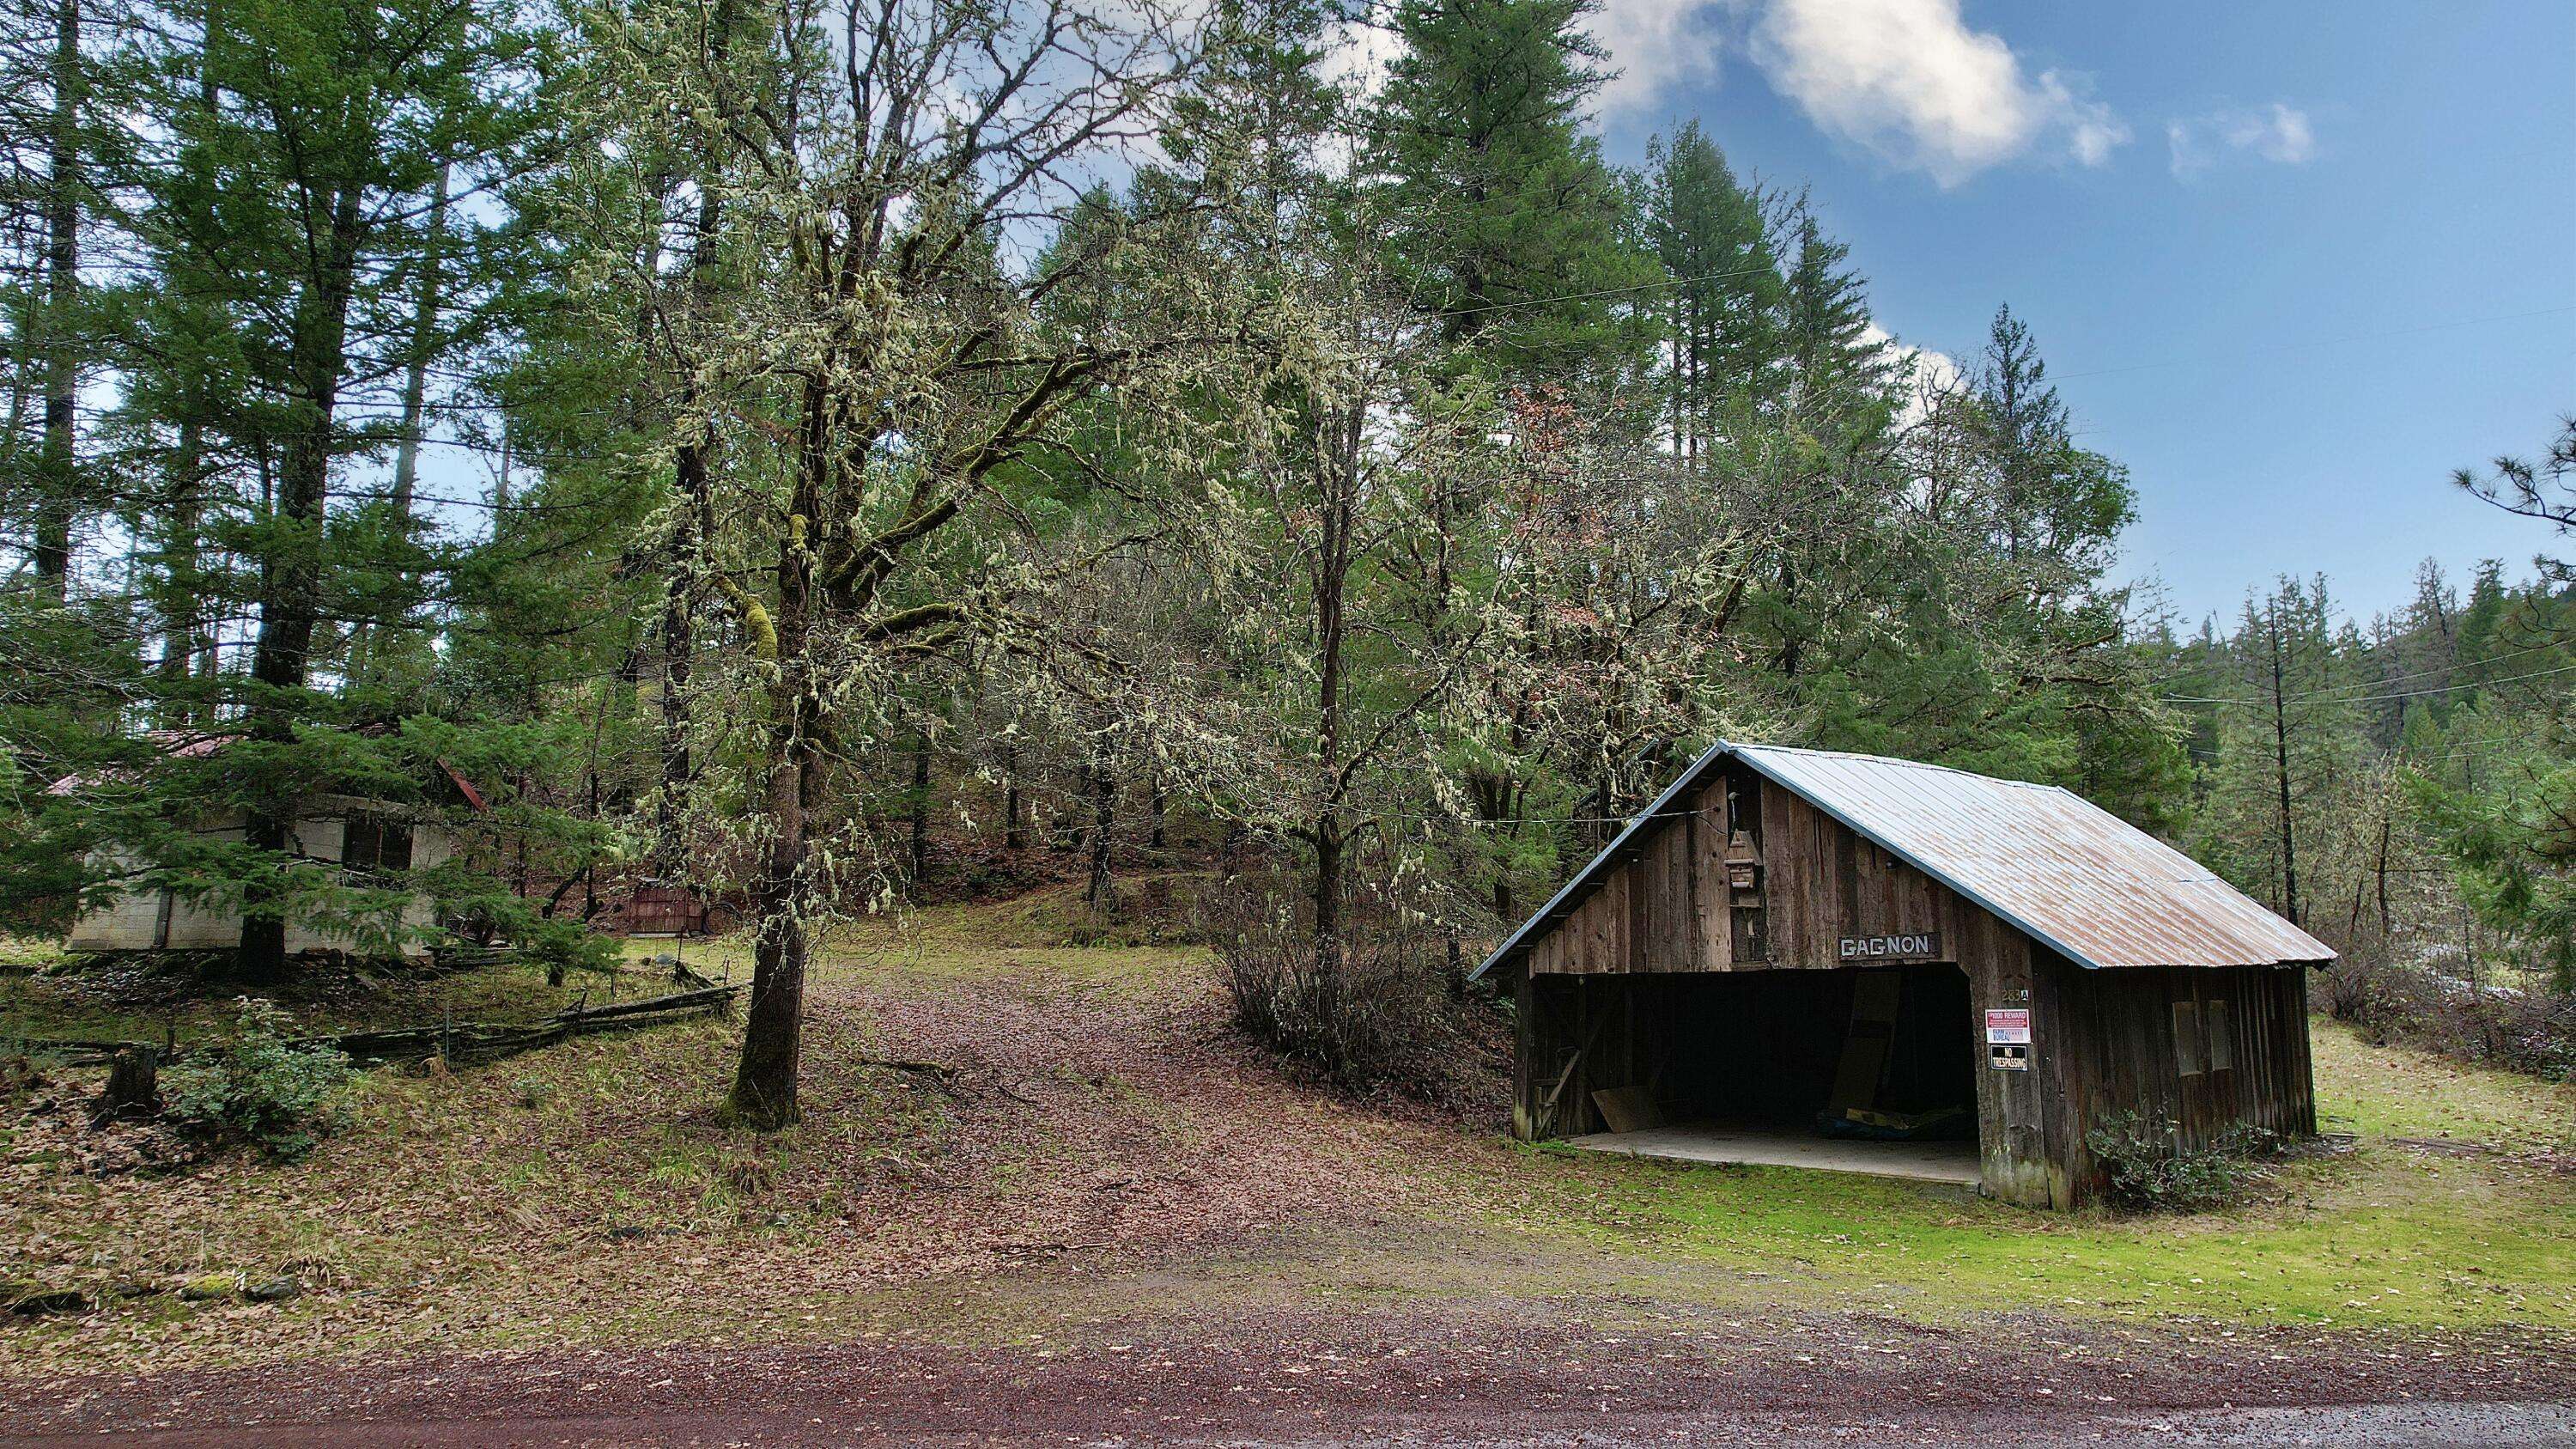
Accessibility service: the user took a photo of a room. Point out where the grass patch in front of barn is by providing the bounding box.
[1480,1014,2576,1331]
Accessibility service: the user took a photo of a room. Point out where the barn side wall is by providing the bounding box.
[2046,959,2317,1200]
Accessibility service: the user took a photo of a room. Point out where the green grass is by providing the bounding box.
[1473,1015,2576,1331]
[2312,1017,2576,1148]
[1492,1151,2574,1329]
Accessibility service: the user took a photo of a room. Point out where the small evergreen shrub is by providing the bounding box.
[519,919,620,988]
[2085,1110,2281,1214]
[160,999,355,1160]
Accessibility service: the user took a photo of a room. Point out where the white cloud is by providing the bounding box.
[1318,15,1404,101]
[1864,321,1962,427]
[1745,0,2129,186]
[1584,1,1733,119]
[2166,102,2316,180]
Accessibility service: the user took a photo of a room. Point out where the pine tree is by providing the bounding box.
[1972,304,2129,585]
[1778,210,1892,437]
[1642,121,1781,465]
[2193,577,2365,924]
[1371,0,1655,384]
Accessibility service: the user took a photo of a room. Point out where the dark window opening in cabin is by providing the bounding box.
[343,815,414,875]
[2173,1000,2203,1076]
[2206,998,2234,1072]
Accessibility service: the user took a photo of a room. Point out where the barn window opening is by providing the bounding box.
[2172,1000,2202,1076]
[2206,998,2234,1071]
[343,815,414,875]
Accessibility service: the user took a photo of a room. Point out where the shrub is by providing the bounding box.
[519,918,621,988]
[2325,943,2576,1082]
[1212,880,1502,1107]
[160,999,355,1160]
[2085,1110,2281,1214]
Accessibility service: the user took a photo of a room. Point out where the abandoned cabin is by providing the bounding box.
[1473,742,2333,1209]
[54,734,486,960]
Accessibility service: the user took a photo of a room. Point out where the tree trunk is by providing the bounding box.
[2373,813,2392,938]
[654,176,723,875]
[2267,603,2301,928]
[388,159,450,514]
[653,452,701,876]
[1002,742,1025,852]
[31,0,80,593]
[237,184,366,982]
[157,415,206,717]
[1084,744,1115,910]
[1309,404,1358,988]
[909,727,932,884]
[723,375,824,1130]
[725,736,811,1129]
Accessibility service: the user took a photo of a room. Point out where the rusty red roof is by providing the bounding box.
[1474,741,2334,978]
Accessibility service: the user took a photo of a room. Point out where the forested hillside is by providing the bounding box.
[2151,429,2576,1075]
[1,0,2566,1120]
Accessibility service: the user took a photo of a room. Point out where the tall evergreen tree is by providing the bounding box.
[1370,0,1654,384]
[1641,122,1779,464]
[1778,210,1891,437]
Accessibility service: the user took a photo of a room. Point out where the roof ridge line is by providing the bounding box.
[1734,740,2066,790]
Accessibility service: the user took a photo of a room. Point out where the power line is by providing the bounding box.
[2155,638,2567,701]
[1433,257,1791,320]
[2164,659,2576,708]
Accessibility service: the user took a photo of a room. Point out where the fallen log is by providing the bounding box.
[13,981,741,1075]
[553,984,734,1026]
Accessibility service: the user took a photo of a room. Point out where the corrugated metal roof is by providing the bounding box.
[1473,741,2334,979]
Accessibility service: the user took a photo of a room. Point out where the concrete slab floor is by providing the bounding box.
[1564,1121,1984,1187]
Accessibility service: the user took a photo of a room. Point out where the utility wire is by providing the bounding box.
[2163,659,2576,708]
[2153,638,2567,700]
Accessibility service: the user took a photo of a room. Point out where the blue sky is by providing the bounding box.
[1577,0,2575,629]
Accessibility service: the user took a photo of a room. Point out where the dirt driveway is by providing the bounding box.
[7,1300,2573,1447]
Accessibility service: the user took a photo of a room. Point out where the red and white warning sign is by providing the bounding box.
[1984,1008,2032,1044]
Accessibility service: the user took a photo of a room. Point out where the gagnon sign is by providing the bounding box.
[1837,931,1942,962]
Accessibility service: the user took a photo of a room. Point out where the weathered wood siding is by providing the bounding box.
[1508,762,2318,1209]
[1756,780,1965,971]
[1513,971,1665,1139]
[2042,958,2316,1200]
[1527,774,1984,977]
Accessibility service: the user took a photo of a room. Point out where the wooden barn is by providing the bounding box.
[1473,743,2333,1209]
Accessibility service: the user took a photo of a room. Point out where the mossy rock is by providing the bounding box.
[178,1271,243,1302]
[3,1279,89,1316]
[244,1276,301,1303]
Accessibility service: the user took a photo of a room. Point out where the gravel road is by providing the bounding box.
[7,1306,2571,1446]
